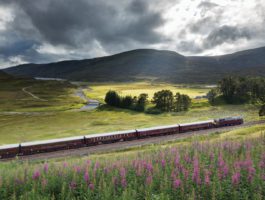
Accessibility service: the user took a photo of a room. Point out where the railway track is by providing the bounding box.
[1,120,264,162]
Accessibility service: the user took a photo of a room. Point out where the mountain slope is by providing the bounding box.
[4,47,265,83]
[0,70,15,81]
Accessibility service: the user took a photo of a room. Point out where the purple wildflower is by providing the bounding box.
[43,163,49,174]
[63,162,68,168]
[175,153,180,167]
[146,163,153,173]
[204,169,211,185]
[84,171,89,184]
[247,166,256,182]
[218,153,229,180]
[121,178,127,188]
[119,167,126,178]
[161,159,166,168]
[74,166,81,173]
[259,153,265,169]
[192,156,201,185]
[32,169,41,180]
[86,160,91,166]
[173,179,181,189]
[88,183,94,191]
[146,175,153,185]
[232,172,240,185]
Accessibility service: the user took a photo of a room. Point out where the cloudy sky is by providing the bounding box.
[0,0,265,68]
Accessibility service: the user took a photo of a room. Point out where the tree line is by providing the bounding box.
[207,76,265,116]
[105,90,192,113]
[152,90,191,112]
[104,91,148,112]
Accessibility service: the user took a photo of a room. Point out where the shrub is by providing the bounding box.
[145,107,163,114]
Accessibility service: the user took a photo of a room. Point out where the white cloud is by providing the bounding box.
[155,0,265,55]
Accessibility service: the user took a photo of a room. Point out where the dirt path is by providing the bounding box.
[4,120,264,162]
[22,86,47,101]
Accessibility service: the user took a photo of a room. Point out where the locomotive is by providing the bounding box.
[0,117,243,159]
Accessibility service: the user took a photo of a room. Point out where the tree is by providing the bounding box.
[152,90,174,112]
[120,95,133,108]
[104,90,121,107]
[218,76,238,103]
[174,92,182,112]
[174,93,191,111]
[207,88,218,105]
[253,78,265,103]
[135,93,148,111]
[182,94,191,111]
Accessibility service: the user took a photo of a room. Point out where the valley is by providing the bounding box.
[0,74,263,145]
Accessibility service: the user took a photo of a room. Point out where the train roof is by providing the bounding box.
[85,129,136,138]
[216,116,243,121]
[179,120,214,126]
[136,124,179,132]
[21,136,84,147]
[0,143,19,150]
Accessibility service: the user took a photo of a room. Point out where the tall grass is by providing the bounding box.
[0,135,264,199]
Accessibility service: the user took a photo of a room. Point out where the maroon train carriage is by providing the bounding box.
[136,124,180,138]
[179,120,214,133]
[214,117,243,127]
[0,144,19,159]
[85,130,137,145]
[0,117,244,159]
[20,136,85,155]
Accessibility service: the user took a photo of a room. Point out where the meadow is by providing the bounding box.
[0,129,264,200]
[83,82,211,102]
[0,81,263,145]
[0,103,261,145]
[0,79,84,112]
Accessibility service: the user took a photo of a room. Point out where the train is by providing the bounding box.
[0,117,243,159]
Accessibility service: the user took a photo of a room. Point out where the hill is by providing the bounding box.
[4,47,265,83]
[0,70,14,81]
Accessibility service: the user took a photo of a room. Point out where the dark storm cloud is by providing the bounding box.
[0,0,166,67]
[0,40,37,57]
[203,25,252,49]
[15,0,165,47]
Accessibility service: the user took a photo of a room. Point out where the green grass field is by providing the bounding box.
[0,79,84,112]
[84,82,210,102]
[0,80,263,145]
[0,103,262,145]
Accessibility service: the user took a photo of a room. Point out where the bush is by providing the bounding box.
[259,105,265,116]
[145,107,163,115]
